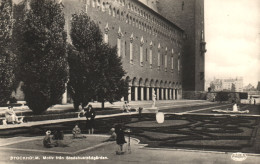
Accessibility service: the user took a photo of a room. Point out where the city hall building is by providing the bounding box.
[13,0,206,103]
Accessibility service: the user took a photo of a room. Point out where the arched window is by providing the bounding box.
[108,5,112,15]
[121,12,124,21]
[128,3,130,9]
[102,2,105,12]
[112,8,116,17]
[92,0,96,8]
[129,16,132,24]
[126,14,129,23]
[117,10,120,19]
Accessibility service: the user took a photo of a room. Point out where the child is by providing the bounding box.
[115,124,127,155]
[43,130,58,148]
[72,124,86,139]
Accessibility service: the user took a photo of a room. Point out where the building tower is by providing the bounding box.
[157,0,206,92]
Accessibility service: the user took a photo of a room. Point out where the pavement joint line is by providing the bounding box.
[180,104,230,114]
[141,147,260,156]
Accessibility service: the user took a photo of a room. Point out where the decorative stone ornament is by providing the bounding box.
[156,112,164,124]
[140,36,144,46]
[130,33,134,43]
[118,26,122,39]
[150,41,153,48]
[104,23,109,34]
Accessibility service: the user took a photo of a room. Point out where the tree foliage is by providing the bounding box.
[231,83,236,92]
[68,12,128,109]
[0,0,16,105]
[13,0,68,113]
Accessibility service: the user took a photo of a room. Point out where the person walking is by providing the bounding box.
[115,124,127,155]
[84,104,96,134]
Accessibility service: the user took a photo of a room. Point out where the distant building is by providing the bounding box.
[257,82,260,91]
[243,83,256,91]
[209,77,243,92]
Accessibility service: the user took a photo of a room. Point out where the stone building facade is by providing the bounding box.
[13,0,206,103]
[157,0,206,91]
[62,0,185,102]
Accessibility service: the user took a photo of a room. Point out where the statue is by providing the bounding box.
[233,103,238,112]
[152,89,156,108]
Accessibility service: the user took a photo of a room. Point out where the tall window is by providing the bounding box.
[130,33,134,64]
[117,27,122,57]
[125,41,127,58]
[145,48,148,61]
[104,23,109,44]
[158,43,161,70]
[149,41,153,68]
[171,49,174,72]
[140,36,144,66]
[165,47,167,71]
[178,53,180,74]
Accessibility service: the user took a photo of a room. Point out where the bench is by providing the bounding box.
[0,118,7,125]
[0,116,24,125]
[76,110,85,118]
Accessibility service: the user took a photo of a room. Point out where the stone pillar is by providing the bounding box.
[161,88,164,100]
[141,87,144,101]
[62,83,67,104]
[157,88,159,100]
[128,87,131,102]
[173,89,175,100]
[165,88,168,100]
[147,87,150,100]
[169,89,172,100]
[135,86,138,101]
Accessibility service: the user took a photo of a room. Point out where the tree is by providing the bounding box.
[210,83,215,91]
[95,43,129,109]
[13,0,68,114]
[231,83,236,92]
[68,12,128,110]
[0,0,16,105]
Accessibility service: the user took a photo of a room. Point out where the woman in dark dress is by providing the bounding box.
[84,104,96,134]
[115,124,127,154]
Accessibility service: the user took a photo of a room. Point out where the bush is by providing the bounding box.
[239,92,248,99]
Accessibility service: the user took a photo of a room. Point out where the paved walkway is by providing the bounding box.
[0,134,259,164]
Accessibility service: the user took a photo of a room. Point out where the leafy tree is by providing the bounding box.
[231,83,236,92]
[95,43,129,109]
[13,0,68,114]
[210,83,215,91]
[68,12,128,110]
[0,0,16,105]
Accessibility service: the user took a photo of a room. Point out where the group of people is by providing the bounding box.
[43,104,128,155]
[4,106,23,124]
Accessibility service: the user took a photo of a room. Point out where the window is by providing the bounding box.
[130,33,134,64]
[149,42,153,68]
[140,37,144,66]
[113,8,116,17]
[145,48,148,61]
[109,5,112,15]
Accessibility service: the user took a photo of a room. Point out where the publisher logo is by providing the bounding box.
[231,152,247,162]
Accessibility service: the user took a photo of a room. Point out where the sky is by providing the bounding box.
[205,0,260,87]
